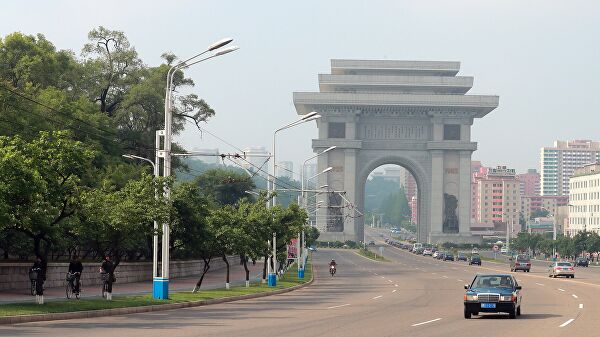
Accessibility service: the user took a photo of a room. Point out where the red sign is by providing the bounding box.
[287,239,298,259]
[493,245,499,252]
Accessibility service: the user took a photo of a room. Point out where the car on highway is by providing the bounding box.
[432,251,440,258]
[444,252,454,261]
[575,257,590,267]
[308,246,317,252]
[368,240,376,246]
[464,273,522,319]
[510,255,531,272]
[457,252,467,261]
[471,248,479,255]
[548,261,575,278]
[500,247,508,254]
[423,248,433,256]
[437,252,446,260]
[469,254,481,265]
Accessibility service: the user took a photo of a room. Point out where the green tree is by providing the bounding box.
[0,131,96,258]
[78,174,172,268]
[194,168,256,206]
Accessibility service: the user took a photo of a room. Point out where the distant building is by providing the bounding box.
[410,196,418,225]
[382,167,401,184]
[191,148,220,165]
[567,163,600,236]
[277,161,294,180]
[242,146,270,177]
[472,165,521,235]
[540,140,600,196]
[517,169,540,196]
[303,163,317,184]
[520,195,568,221]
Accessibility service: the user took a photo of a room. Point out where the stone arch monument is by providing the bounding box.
[293,59,498,244]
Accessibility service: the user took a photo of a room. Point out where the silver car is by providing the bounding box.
[548,261,575,278]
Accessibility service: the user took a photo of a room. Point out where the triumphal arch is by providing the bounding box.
[293,59,498,244]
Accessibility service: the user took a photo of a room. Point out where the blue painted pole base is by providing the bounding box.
[153,277,169,299]
[267,273,277,287]
[297,268,305,279]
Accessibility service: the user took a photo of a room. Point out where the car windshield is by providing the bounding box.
[472,275,514,288]
[558,262,572,266]
[516,255,529,261]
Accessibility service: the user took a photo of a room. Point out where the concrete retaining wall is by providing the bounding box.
[0,257,240,291]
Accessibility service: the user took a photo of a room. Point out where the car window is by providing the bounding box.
[558,262,572,266]
[472,275,512,288]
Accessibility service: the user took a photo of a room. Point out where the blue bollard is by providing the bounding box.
[298,268,305,279]
[268,273,277,287]
[153,277,169,299]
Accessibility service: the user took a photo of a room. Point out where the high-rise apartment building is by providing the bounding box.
[541,140,600,196]
[517,169,540,196]
[567,163,600,236]
[277,161,294,180]
[472,166,521,234]
[242,146,270,177]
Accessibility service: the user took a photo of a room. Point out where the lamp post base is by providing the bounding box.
[153,277,169,299]
[267,273,277,287]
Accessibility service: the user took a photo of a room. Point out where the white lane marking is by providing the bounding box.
[432,272,437,275]
[559,318,574,327]
[381,276,386,279]
[374,273,378,275]
[579,303,584,309]
[387,279,393,283]
[442,275,449,279]
[535,283,544,286]
[327,304,350,309]
[463,269,469,272]
[372,295,383,300]
[558,288,565,292]
[392,289,397,293]
[458,279,464,282]
[395,284,399,287]
[411,318,442,327]
[572,294,578,299]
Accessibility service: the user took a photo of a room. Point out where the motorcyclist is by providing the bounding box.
[68,255,84,293]
[329,259,337,275]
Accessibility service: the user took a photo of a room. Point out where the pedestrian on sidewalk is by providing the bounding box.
[31,255,47,304]
[100,255,115,300]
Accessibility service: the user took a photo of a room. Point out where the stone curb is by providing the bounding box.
[0,268,314,325]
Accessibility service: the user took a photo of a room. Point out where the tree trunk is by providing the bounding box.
[192,257,211,292]
[242,255,250,287]
[262,255,268,283]
[223,255,230,289]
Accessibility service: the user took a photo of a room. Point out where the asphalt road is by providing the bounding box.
[2,230,600,337]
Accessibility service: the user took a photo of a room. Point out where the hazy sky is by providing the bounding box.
[2,0,599,178]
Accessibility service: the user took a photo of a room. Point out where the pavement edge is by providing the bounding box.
[0,265,314,325]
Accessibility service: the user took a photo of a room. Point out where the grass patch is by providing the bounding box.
[358,248,388,262]
[0,258,312,317]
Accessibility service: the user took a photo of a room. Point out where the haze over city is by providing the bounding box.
[2,0,599,173]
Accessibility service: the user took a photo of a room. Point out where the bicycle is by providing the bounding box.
[29,268,39,296]
[65,272,81,299]
[100,272,110,298]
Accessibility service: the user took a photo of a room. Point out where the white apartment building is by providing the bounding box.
[242,146,270,177]
[541,140,600,196]
[567,163,600,236]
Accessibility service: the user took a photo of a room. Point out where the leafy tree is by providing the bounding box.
[305,226,320,247]
[194,168,256,206]
[78,174,172,269]
[0,131,96,258]
[530,209,550,219]
[207,204,241,288]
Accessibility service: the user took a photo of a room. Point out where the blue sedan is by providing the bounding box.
[464,274,522,319]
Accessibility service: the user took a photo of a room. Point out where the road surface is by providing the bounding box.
[2,229,599,336]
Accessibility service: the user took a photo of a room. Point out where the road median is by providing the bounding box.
[0,259,313,325]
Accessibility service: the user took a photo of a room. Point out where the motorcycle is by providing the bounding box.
[330,265,336,276]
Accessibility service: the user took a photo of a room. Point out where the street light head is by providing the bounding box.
[320,184,329,189]
[322,167,333,174]
[301,111,319,120]
[208,37,234,51]
[322,146,336,154]
[122,154,133,159]
[303,115,321,123]
[214,46,239,56]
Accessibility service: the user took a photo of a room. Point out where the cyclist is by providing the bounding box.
[68,255,84,294]
[30,255,47,304]
[100,255,115,300]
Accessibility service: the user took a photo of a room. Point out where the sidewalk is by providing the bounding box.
[0,260,264,304]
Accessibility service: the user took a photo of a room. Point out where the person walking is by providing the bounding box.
[31,255,47,304]
[100,255,115,300]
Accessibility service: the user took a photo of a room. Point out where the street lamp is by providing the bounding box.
[300,146,336,208]
[122,154,159,280]
[267,112,321,287]
[156,38,238,300]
